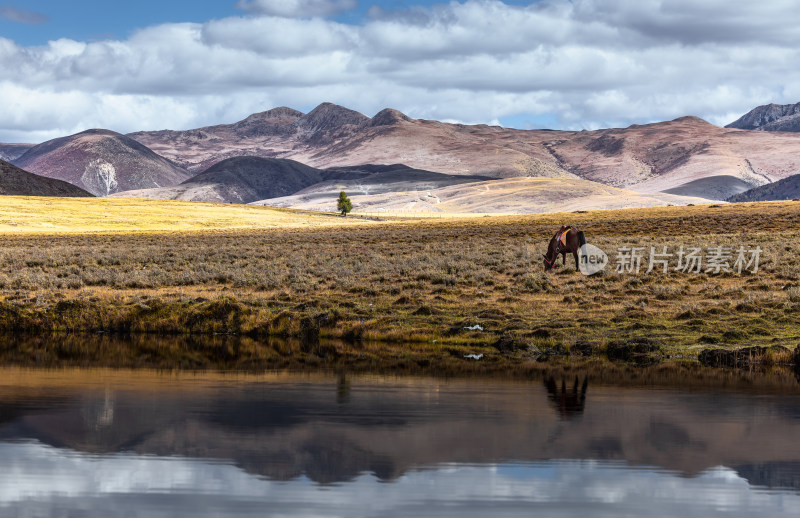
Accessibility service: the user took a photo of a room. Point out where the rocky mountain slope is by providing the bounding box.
[727,173,800,202]
[13,129,190,196]
[112,158,491,204]
[129,103,800,200]
[0,143,33,162]
[0,159,92,197]
[726,102,800,132]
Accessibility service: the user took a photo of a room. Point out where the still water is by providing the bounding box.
[1,367,799,517]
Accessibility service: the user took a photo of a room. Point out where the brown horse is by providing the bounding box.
[543,225,586,271]
[544,376,588,419]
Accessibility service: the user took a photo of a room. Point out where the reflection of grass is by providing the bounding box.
[0,198,799,366]
[0,337,798,391]
[0,361,797,395]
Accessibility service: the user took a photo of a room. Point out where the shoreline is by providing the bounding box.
[0,330,798,376]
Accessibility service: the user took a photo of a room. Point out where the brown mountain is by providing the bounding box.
[726,102,800,132]
[113,156,324,204]
[13,129,190,196]
[0,159,92,197]
[112,158,491,204]
[129,103,800,200]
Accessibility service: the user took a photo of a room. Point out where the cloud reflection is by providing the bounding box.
[0,441,798,518]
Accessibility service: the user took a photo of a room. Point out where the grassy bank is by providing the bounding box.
[1,197,800,369]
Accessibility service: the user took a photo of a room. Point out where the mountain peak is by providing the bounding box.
[670,116,711,125]
[371,108,412,127]
[299,103,370,132]
[76,128,124,138]
[236,107,304,125]
[232,107,304,138]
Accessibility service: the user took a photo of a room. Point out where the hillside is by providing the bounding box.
[13,129,190,196]
[112,157,325,204]
[0,159,92,197]
[112,158,491,204]
[129,103,800,200]
[726,102,800,132]
[728,174,800,202]
[258,176,712,214]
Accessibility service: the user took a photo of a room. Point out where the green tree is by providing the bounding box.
[337,191,352,216]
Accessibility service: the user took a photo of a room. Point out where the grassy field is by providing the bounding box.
[0,196,375,232]
[0,196,799,370]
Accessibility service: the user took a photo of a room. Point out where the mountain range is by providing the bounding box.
[4,101,800,210]
[125,103,800,204]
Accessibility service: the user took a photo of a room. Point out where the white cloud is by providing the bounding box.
[201,16,357,57]
[236,0,358,18]
[1,0,800,141]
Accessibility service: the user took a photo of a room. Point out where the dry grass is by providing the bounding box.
[0,196,377,233]
[0,197,799,369]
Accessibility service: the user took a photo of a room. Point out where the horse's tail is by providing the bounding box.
[578,231,586,248]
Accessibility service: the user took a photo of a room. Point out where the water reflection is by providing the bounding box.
[0,367,798,516]
[544,376,588,418]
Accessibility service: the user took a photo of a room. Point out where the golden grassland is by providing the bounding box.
[0,196,376,232]
[0,195,799,371]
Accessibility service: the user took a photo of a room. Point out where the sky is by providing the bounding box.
[0,0,799,143]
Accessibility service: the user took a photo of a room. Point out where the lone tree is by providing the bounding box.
[337,191,352,216]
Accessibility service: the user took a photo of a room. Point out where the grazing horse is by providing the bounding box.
[543,225,586,271]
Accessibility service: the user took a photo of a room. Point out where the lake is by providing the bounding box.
[1,366,799,517]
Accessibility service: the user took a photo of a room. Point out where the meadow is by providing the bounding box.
[0,196,799,370]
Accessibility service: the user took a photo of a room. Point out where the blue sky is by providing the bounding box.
[0,1,226,45]
[0,1,537,45]
[0,0,798,142]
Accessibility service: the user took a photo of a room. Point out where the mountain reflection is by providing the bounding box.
[0,367,798,491]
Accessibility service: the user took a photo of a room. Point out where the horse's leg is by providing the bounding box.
[573,249,579,270]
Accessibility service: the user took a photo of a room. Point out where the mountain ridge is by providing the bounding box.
[726,102,800,132]
[728,173,800,203]
[4,101,800,203]
[125,102,800,200]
